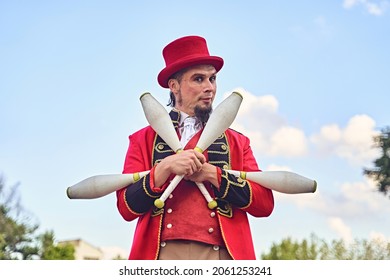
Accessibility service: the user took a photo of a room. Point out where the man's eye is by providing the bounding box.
[195,77,203,82]
[210,76,216,82]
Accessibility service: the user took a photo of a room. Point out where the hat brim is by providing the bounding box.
[158,56,224,88]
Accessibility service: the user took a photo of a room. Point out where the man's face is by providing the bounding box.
[169,65,217,117]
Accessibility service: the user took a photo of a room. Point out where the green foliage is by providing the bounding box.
[364,126,390,198]
[0,176,75,260]
[39,231,75,260]
[261,233,390,260]
[0,178,39,259]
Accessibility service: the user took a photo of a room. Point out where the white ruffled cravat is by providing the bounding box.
[180,116,202,147]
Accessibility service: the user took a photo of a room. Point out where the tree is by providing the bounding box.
[260,233,390,260]
[0,175,75,260]
[38,231,75,260]
[0,177,39,259]
[363,126,390,198]
[261,234,319,260]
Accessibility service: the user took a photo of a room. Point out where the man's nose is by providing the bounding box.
[203,79,215,91]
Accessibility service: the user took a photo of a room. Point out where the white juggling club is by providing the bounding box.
[67,171,150,199]
[226,170,317,194]
[152,91,243,209]
[140,92,182,154]
[140,92,217,209]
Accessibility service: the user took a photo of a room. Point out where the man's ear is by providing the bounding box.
[168,79,179,94]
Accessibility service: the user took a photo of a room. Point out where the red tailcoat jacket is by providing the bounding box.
[116,110,274,260]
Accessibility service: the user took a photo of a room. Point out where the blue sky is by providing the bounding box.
[1,1,389,258]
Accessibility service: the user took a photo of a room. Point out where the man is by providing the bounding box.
[116,35,274,260]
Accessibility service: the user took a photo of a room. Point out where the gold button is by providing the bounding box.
[210,212,216,218]
[208,228,214,233]
[161,241,166,247]
[167,208,173,214]
[213,245,220,251]
[223,165,229,169]
[158,144,164,150]
[167,224,172,229]
[221,145,227,150]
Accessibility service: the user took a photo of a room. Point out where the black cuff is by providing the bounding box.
[124,174,160,213]
[212,169,251,208]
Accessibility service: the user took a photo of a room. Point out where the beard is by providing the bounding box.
[194,104,212,123]
[176,90,213,123]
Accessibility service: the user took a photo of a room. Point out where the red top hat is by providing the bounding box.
[157,36,224,88]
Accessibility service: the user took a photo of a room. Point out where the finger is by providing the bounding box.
[194,151,206,164]
[194,157,203,171]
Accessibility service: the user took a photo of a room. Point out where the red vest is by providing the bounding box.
[160,135,224,246]
[116,111,274,260]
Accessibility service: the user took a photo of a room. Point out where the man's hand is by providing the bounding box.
[185,162,219,187]
[169,149,206,175]
[154,149,206,187]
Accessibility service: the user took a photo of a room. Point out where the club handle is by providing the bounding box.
[154,174,184,208]
[195,182,217,209]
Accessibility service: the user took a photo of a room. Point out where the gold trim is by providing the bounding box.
[208,150,228,155]
[217,200,233,218]
[239,181,253,210]
[142,176,160,198]
[207,132,231,169]
[154,141,174,154]
[220,177,230,199]
[170,109,181,129]
[152,206,164,216]
[208,141,229,154]
[208,160,229,168]
[151,134,158,167]
[217,214,235,260]
[123,189,143,216]
[154,214,164,260]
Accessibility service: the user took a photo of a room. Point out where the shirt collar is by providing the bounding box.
[178,111,191,126]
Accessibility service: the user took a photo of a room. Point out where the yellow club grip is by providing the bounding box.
[154,199,165,209]
[133,172,140,182]
[239,171,247,180]
[194,146,203,153]
[207,200,218,210]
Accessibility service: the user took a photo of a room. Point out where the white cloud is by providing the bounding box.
[310,114,380,165]
[343,0,360,8]
[368,231,390,243]
[277,177,389,219]
[328,217,353,243]
[342,0,389,16]
[265,164,292,172]
[227,89,308,157]
[228,90,379,164]
[269,126,308,157]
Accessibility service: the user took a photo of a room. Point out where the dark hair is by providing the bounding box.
[166,68,187,107]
